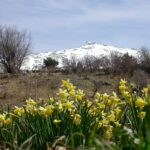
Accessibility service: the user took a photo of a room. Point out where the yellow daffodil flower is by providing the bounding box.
[4,118,11,125]
[26,99,37,106]
[135,97,147,109]
[138,111,146,120]
[73,114,81,125]
[53,119,61,124]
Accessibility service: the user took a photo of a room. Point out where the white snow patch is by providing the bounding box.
[21,42,138,70]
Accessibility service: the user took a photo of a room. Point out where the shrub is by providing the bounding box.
[62,53,138,76]
[62,56,78,73]
[120,53,138,75]
[110,52,138,76]
[131,69,149,89]
[139,48,150,73]
[43,57,58,68]
[63,55,111,74]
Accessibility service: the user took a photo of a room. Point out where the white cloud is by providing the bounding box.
[0,0,150,29]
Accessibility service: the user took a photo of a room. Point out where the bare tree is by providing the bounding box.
[110,52,122,75]
[98,56,111,74]
[139,47,150,73]
[62,56,79,73]
[110,52,138,76]
[0,26,31,73]
[120,53,138,75]
[82,55,95,72]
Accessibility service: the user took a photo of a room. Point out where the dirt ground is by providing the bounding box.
[0,71,128,107]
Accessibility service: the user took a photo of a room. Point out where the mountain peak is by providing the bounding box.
[21,43,138,70]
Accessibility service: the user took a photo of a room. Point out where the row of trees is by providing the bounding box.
[62,49,150,76]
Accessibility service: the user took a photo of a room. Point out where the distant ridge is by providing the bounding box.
[21,42,138,70]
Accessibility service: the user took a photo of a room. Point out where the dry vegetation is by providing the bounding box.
[0,71,123,107]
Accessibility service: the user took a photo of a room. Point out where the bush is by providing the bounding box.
[139,48,150,73]
[131,69,149,89]
[62,56,78,73]
[43,57,58,68]
[110,52,138,76]
[62,53,138,76]
[63,55,111,74]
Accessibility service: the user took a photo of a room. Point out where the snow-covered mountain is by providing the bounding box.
[21,42,138,70]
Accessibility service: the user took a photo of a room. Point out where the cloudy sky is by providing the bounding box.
[0,0,150,52]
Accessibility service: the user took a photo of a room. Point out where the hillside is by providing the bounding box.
[21,42,138,70]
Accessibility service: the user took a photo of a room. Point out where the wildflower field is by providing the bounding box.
[0,79,150,149]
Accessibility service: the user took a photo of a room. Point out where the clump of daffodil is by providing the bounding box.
[103,93,109,101]
[118,79,133,104]
[135,97,147,109]
[24,99,38,114]
[120,79,127,85]
[63,101,74,111]
[61,79,76,91]
[119,79,127,93]
[107,111,116,122]
[102,92,121,107]
[53,119,61,124]
[101,118,110,127]
[75,89,85,101]
[58,89,69,100]
[88,107,95,116]
[45,105,54,116]
[97,120,103,128]
[13,106,25,116]
[0,114,11,126]
[4,118,11,125]
[142,87,149,99]
[87,100,92,108]
[114,107,122,119]
[62,80,70,88]
[114,121,122,127]
[26,99,37,106]
[95,102,105,109]
[122,91,132,104]
[38,105,54,116]
[73,114,81,125]
[138,111,146,120]
[0,114,6,122]
[38,106,46,116]
[55,102,64,112]
[94,93,101,100]
[110,92,121,106]
[49,97,55,103]
[1,79,150,148]
[95,115,107,128]
[103,125,113,140]
[25,105,38,114]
